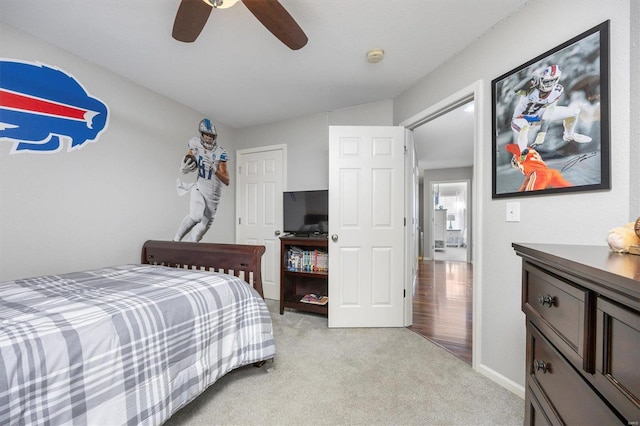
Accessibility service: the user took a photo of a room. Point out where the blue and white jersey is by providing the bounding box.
[187,136,228,201]
[512,84,564,122]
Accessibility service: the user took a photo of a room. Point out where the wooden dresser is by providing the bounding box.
[513,243,639,425]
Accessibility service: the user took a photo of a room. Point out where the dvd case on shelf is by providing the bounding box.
[287,247,328,272]
[300,293,328,305]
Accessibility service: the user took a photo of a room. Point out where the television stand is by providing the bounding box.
[286,232,328,239]
[279,236,329,316]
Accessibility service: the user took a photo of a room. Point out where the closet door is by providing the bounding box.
[236,145,285,300]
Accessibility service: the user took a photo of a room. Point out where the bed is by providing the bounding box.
[0,240,275,425]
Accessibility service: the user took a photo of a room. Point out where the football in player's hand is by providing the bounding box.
[181,154,198,173]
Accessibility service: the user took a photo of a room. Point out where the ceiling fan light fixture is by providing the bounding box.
[203,0,240,9]
[366,48,385,64]
[175,0,307,49]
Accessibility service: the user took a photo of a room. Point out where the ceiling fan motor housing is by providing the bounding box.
[174,0,308,50]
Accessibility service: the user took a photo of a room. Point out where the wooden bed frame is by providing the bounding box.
[141,240,266,298]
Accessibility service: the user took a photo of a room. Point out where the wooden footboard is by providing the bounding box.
[141,240,266,298]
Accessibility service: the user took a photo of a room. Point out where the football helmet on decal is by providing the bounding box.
[199,118,217,150]
[537,65,562,93]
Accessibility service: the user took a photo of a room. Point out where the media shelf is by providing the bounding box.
[279,236,328,316]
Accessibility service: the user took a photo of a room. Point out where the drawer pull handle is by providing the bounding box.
[534,359,549,374]
[537,294,555,307]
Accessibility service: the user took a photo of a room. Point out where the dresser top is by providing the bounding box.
[513,243,640,303]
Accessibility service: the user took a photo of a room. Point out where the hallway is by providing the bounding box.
[408,258,472,364]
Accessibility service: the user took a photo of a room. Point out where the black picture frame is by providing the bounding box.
[491,21,610,199]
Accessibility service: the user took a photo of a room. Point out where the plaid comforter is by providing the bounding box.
[0,264,276,425]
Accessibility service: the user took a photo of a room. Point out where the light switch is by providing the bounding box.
[506,202,520,222]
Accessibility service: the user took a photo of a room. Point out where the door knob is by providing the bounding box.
[537,294,555,308]
[275,230,281,236]
[331,234,338,242]
[533,359,549,374]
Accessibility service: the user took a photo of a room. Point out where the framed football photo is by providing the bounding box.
[491,21,610,199]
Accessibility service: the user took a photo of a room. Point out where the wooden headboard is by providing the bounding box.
[141,240,266,298]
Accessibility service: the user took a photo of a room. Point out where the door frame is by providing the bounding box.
[399,80,485,371]
[404,129,418,327]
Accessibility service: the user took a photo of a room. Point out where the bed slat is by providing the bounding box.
[141,240,266,298]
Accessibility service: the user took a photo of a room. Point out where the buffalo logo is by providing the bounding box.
[0,59,109,153]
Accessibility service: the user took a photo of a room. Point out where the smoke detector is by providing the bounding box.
[366,48,384,64]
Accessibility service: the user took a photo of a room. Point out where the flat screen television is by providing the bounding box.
[283,190,329,236]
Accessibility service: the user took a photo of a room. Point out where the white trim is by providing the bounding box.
[236,143,287,158]
[473,81,485,375]
[399,81,484,375]
[476,364,525,399]
[404,128,417,326]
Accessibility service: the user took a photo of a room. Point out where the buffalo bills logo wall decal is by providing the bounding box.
[0,59,109,154]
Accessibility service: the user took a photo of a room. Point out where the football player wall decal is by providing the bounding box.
[174,118,229,242]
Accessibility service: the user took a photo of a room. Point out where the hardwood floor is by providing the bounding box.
[408,258,472,364]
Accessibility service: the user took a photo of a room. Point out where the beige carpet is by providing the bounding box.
[165,300,524,425]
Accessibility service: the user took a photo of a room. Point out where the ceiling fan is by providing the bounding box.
[172,0,308,50]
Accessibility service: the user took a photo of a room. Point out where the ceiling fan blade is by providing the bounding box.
[242,0,308,50]
[172,0,213,43]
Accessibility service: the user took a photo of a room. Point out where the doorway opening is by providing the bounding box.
[410,259,472,363]
[400,81,482,368]
[432,181,469,262]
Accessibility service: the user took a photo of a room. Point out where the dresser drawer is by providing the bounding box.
[524,386,554,426]
[527,323,622,425]
[523,263,591,369]
[595,297,640,423]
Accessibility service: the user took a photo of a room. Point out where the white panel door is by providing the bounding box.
[328,126,405,328]
[236,145,285,300]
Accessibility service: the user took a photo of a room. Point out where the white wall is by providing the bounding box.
[234,100,393,191]
[631,0,640,215]
[0,23,392,282]
[233,112,329,191]
[0,24,236,281]
[395,0,634,391]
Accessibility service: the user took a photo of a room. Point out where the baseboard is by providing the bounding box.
[476,363,525,399]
